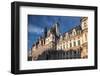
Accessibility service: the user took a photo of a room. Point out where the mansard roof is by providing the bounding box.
[68,25,82,34]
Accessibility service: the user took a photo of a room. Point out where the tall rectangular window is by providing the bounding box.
[74,41,76,46]
[78,40,80,45]
[63,45,65,49]
[85,34,87,41]
[70,43,72,47]
[66,44,68,49]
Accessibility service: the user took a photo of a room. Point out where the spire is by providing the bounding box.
[55,21,60,37]
[44,26,47,37]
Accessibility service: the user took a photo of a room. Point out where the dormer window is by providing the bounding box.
[73,29,76,36]
[65,33,69,39]
[60,35,63,40]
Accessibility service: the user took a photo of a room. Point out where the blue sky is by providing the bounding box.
[28,15,81,50]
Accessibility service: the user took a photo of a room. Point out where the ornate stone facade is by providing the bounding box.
[31,17,88,60]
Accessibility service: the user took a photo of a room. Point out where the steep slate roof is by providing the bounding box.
[62,25,82,38]
[68,25,82,34]
[32,22,82,47]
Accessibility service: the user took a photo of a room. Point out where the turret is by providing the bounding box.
[81,17,88,30]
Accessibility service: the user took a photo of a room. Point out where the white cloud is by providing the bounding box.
[28,24,44,35]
